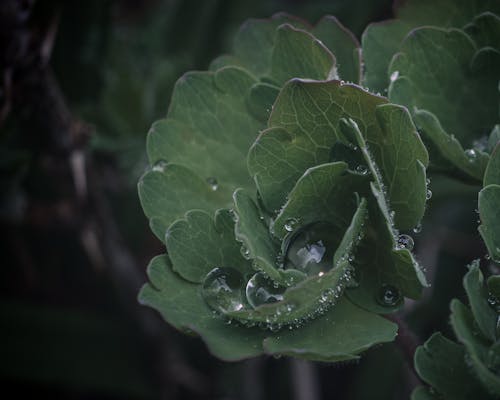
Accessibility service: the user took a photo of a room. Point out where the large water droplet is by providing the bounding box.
[202,267,245,313]
[377,284,401,306]
[465,148,477,161]
[284,218,299,232]
[206,177,218,191]
[284,222,340,276]
[152,160,168,172]
[397,234,414,251]
[246,272,286,308]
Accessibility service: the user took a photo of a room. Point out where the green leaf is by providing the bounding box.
[263,297,397,362]
[139,254,397,362]
[272,162,369,239]
[311,15,361,83]
[411,386,439,400]
[488,275,500,298]
[361,0,500,93]
[484,143,500,186]
[270,24,337,85]
[451,299,500,397]
[388,26,499,148]
[138,164,231,240]
[249,79,428,230]
[232,189,283,283]
[464,12,500,51]
[414,332,489,400]
[413,110,489,182]
[166,209,252,283]
[479,185,500,262]
[463,262,498,342]
[139,255,267,361]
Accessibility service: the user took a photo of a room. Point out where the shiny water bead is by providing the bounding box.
[465,148,477,161]
[284,218,299,232]
[152,159,168,172]
[413,223,422,234]
[426,189,432,200]
[206,177,218,191]
[202,267,245,313]
[355,165,369,175]
[377,284,402,307]
[390,70,399,82]
[284,222,340,276]
[246,272,286,308]
[397,234,414,251]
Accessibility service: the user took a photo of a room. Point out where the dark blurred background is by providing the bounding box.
[0,0,487,399]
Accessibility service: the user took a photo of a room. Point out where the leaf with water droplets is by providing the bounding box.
[463,263,498,342]
[139,255,268,361]
[227,198,368,326]
[412,110,489,182]
[138,164,231,241]
[166,210,253,283]
[263,297,397,362]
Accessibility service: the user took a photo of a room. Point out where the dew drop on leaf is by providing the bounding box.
[390,70,399,82]
[377,284,401,307]
[206,177,218,191]
[284,218,299,232]
[465,148,477,161]
[397,234,414,251]
[355,165,369,175]
[202,267,245,313]
[426,189,432,200]
[152,160,168,172]
[240,245,251,259]
[413,223,422,234]
[246,272,285,308]
[284,222,340,276]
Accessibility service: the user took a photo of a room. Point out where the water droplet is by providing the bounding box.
[390,70,399,82]
[397,234,414,251]
[202,267,245,313]
[206,177,218,191]
[377,284,401,306]
[284,222,341,276]
[426,189,432,200]
[152,160,168,172]
[465,148,477,161]
[413,223,422,234]
[426,178,431,185]
[246,272,285,308]
[355,165,369,175]
[240,245,251,259]
[284,218,299,232]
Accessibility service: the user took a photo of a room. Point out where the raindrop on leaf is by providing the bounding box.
[397,234,414,251]
[426,189,432,200]
[390,70,399,82]
[152,160,168,172]
[206,177,218,191]
[246,272,285,308]
[284,218,299,232]
[202,267,245,313]
[465,148,477,161]
[284,222,340,276]
[377,284,401,307]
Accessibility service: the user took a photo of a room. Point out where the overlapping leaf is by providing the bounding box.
[413,264,500,399]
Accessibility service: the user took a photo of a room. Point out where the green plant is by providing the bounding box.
[138,0,500,395]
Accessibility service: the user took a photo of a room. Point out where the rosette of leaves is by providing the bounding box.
[412,263,500,400]
[138,14,430,361]
[362,0,500,183]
